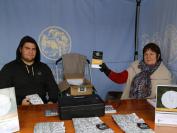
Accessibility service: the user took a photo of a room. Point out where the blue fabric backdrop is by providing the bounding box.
[0,0,177,99]
[139,0,177,83]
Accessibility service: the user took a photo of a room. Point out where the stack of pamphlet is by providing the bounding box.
[34,122,65,133]
[147,98,156,108]
[26,94,44,105]
[72,117,114,133]
[44,109,58,117]
[105,105,117,114]
[112,113,154,133]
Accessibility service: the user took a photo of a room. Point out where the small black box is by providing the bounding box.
[58,94,105,120]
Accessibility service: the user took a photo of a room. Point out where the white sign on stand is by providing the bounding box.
[155,85,177,126]
[0,87,20,133]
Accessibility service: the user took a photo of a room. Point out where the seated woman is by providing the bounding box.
[100,43,172,99]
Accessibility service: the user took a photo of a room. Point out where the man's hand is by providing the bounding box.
[22,98,31,105]
[47,101,53,104]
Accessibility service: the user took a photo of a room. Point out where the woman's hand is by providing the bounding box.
[99,63,111,76]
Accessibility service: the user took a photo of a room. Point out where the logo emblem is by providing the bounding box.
[38,26,71,60]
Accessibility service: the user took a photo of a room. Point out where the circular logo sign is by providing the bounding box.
[161,91,177,109]
[38,26,71,60]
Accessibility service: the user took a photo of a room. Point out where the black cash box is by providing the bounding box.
[58,94,105,120]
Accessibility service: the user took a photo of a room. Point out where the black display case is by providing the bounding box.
[58,94,105,120]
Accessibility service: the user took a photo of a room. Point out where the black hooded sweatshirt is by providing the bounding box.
[0,59,58,105]
[0,36,59,105]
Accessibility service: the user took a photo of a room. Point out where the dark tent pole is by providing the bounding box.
[134,0,142,60]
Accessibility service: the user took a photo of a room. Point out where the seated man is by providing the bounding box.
[0,36,59,105]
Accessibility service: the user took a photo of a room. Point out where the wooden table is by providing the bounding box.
[16,99,155,133]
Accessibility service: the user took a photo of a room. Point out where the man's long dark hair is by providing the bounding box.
[16,36,41,62]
